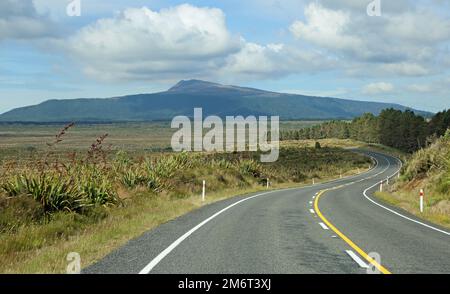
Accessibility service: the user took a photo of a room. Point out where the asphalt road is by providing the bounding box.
[84,150,450,274]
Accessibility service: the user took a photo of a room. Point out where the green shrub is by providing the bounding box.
[79,173,118,207]
[1,165,118,214]
[403,138,450,181]
[120,167,147,188]
[0,196,45,233]
[444,129,450,140]
[211,158,233,169]
[238,160,262,177]
[1,173,83,213]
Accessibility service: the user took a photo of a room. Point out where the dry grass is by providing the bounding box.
[0,186,259,273]
[376,187,450,229]
[374,134,450,229]
[0,122,371,273]
[0,166,369,274]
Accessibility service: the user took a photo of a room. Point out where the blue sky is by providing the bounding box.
[1,0,449,114]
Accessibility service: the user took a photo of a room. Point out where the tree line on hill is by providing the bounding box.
[281,109,450,153]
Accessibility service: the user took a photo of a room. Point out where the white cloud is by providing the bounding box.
[385,11,450,44]
[289,3,361,51]
[222,42,332,79]
[362,82,394,95]
[66,4,242,81]
[0,0,55,40]
[66,4,329,82]
[381,63,430,76]
[289,2,450,78]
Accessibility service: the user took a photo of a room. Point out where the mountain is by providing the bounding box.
[0,80,432,122]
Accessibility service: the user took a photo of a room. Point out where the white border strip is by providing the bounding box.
[346,250,369,268]
[138,152,382,274]
[319,222,329,230]
[139,191,273,274]
[363,155,450,236]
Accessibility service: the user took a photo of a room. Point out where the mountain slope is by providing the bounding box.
[0,80,431,122]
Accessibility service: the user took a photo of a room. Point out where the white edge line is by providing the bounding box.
[139,191,273,274]
[346,250,369,268]
[363,155,450,236]
[319,222,329,230]
[139,152,382,274]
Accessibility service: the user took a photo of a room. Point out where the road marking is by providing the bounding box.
[345,250,369,268]
[319,222,329,230]
[314,166,391,274]
[139,190,273,274]
[363,183,450,236]
[309,209,315,214]
[363,157,450,236]
[315,189,391,274]
[313,154,393,274]
[139,155,379,274]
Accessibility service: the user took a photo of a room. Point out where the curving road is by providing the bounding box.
[85,150,450,274]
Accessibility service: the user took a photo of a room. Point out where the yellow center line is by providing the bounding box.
[314,189,392,274]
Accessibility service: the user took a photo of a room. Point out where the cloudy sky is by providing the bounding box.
[0,0,449,114]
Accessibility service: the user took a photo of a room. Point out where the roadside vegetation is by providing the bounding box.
[0,123,370,273]
[282,108,450,228]
[376,130,450,228]
[281,108,450,153]
[281,109,450,227]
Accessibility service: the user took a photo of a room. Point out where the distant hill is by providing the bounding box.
[0,80,432,122]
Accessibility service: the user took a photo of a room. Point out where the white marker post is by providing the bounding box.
[419,189,424,213]
[202,180,206,202]
[312,178,315,185]
[386,177,389,185]
[266,178,269,189]
[379,181,383,192]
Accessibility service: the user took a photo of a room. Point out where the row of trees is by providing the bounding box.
[281,109,450,153]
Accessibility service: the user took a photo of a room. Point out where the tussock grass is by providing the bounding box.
[0,124,371,273]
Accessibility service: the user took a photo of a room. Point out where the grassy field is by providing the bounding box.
[0,122,372,273]
[0,121,322,156]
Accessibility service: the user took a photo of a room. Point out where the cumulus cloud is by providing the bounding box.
[289,2,450,78]
[222,42,332,79]
[2,0,449,97]
[289,3,361,52]
[385,11,450,44]
[67,5,242,81]
[0,0,55,40]
[362,82,394,95]
[66,4,329,82]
